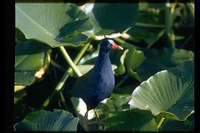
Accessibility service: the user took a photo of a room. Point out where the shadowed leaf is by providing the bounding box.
[105,109,158,131]
[15,40,51,86]
[14,109,79,131]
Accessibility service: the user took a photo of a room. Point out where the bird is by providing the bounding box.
[66,39,123,112]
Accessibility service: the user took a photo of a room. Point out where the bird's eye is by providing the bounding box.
[108,43,112,46]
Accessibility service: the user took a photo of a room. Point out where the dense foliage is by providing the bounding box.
[14,1,194,131]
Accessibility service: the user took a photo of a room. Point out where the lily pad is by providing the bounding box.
[129,61,194,121]
[16,3,93,47]
[14,109,79,131]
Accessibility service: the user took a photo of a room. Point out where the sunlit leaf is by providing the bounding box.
[125,48,145,70]
[16,3,93,47]
[114,49,127,75]
[129,61,194,121]
[124,47,145,81]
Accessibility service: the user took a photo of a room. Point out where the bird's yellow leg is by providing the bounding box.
[93,108,104,130]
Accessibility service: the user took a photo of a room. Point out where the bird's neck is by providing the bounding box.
[93,50,111,72]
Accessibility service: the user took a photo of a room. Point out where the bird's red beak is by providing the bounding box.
[112,43,123,50]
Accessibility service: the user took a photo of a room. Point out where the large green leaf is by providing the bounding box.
[15,28,26,44]
[16,3,93,47]
[83,3,139,36]
[105,109,158,131]
[158,116,194,131]
[15,39,51,86]
[14,109,79,131]
[129,61,194,121]
[136,47,194,80]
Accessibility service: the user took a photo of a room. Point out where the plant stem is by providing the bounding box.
[135,22,165,28]
[113,37,126,44]
[40,42,91,109]
[165,1,171,47]
[170,29,176,49]
[113,37,140,49]
[157,117,165,129]
[59,46,82,77]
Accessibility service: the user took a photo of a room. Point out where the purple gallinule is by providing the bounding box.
[68,39,123,111]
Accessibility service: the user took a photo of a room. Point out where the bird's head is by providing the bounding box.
[100,39,123,52]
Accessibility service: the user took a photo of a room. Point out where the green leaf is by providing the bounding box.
[114,49,127,75]
[158,116,194,131]
[16,3,93,47]
[136,47,194,80]
[106,93,132,111]
[91,3,139,35]
[14,109,79,131]
[15,28,26,44]
[112,45,145,80]
[126,3,166,46]
[99,85,136,114]
[124,47,145,81]
[15,39,51,86]
[105,109,158,131]
[129,61,194,121]
[125,48,145,71]
[127,27,165,46]
[57,33,88,44]
[128,69,142,82]
[186,3,194,18]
